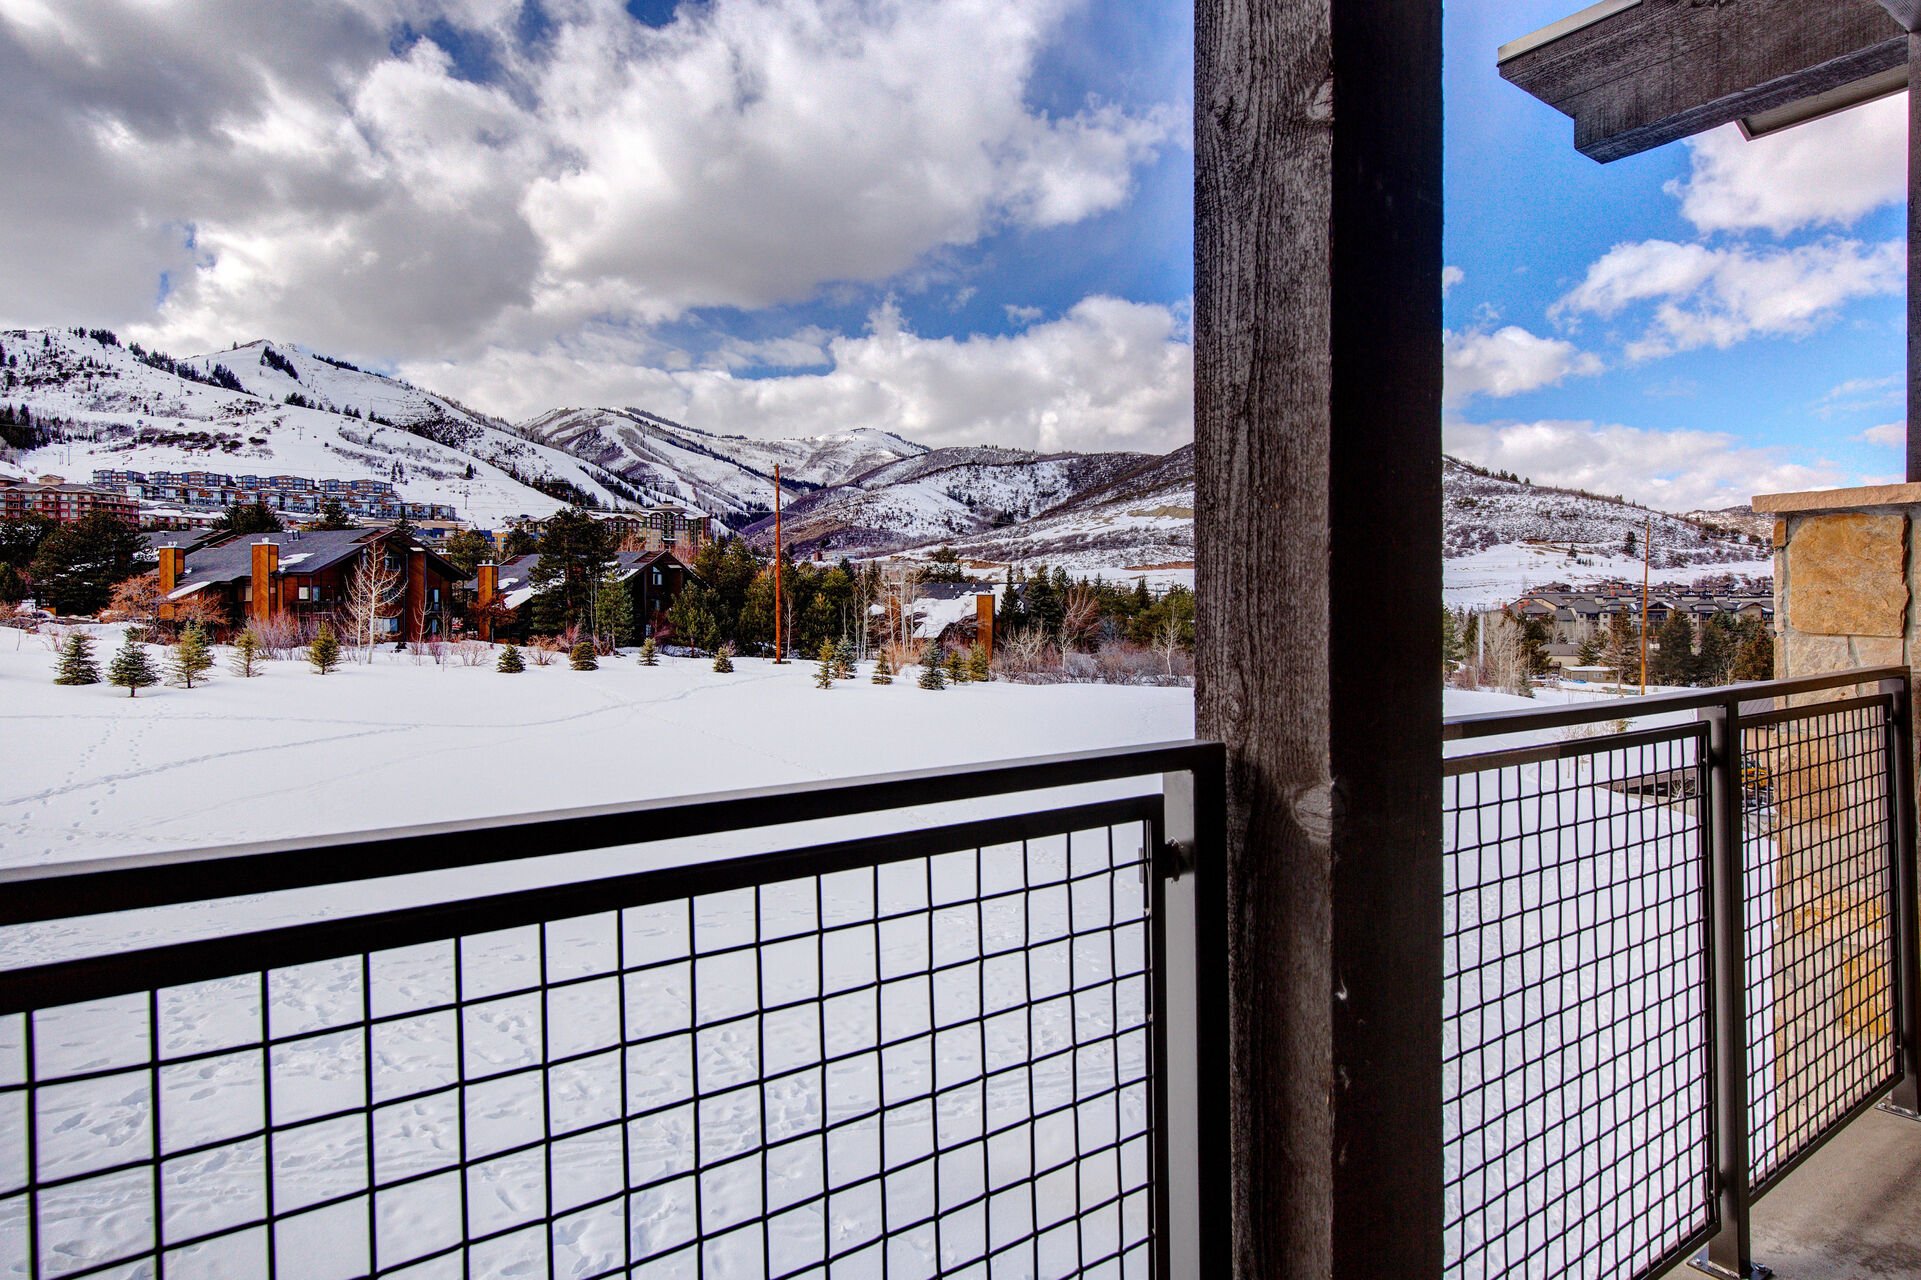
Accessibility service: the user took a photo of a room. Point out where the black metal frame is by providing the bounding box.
[0,741,1229,1280]
[1442,668,1921,1280]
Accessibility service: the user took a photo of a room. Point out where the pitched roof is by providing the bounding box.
[169,527,462,596]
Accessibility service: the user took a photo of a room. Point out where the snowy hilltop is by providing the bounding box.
[0,327,1773,586]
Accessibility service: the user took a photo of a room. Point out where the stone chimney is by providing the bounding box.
[250,541,279,626]
[156,545,183,622]
[476,562,499,642]
[407,547,427,643]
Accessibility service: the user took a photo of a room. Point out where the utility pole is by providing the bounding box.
[772,465,785,663]
[1639,515,1651,695]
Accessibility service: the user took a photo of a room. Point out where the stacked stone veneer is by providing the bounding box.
[1751,485,1914,1164]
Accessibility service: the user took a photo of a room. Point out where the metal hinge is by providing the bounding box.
[1161,839,1195,881]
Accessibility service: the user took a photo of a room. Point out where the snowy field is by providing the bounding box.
[0,641,1778,1280]
[1442,543,1774,610]
[0,626,1193,869]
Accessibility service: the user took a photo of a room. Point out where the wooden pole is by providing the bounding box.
[1196,0,1443,1273]
[1640,515,1651,694]
[773,464,784,663]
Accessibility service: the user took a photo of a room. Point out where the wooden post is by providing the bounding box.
[1196,0,1443,1274]
[773,465,785,663]
[1910,29,1921,482]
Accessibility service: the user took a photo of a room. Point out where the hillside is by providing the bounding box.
[518,407,924,526]
[736,448,1157,557]
[0,329,636,525]
[0,327,1778,596]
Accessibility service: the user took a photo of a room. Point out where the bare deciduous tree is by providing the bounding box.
[344,550,402,662]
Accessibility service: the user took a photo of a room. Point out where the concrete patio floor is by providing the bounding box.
[1743,1103,1921,1279]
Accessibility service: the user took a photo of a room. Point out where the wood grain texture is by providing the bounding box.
[1195,0,1443,1273]
[1501,0,1902,161]
[1911,36,1920,483]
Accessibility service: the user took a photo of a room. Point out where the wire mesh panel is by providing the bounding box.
[0,816,1161,1280]
[1740,697,1899,1191]
[1442,726,1713,1280]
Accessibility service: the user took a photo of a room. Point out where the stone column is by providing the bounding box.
[1751,484,1916,1164]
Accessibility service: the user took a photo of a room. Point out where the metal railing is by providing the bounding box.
[0,742,1225,1280]
[1442,668,1921,1280]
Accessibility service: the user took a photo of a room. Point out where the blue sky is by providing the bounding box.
[0,0,1905,505]
[1441,2,1907,509]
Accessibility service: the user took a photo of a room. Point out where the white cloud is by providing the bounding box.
[1859,422,1908,447]
[0,0,1175,365]
[1554,237,1902,361]
[401,295,1195,454]
[1443,326,1601,405]
[1446,418,1846,512]
[1441,265,1464,296]
[1666,95,1906,236]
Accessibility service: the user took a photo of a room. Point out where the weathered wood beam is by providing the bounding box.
[1196,0,1443,1272]
[1501,0,1903,162]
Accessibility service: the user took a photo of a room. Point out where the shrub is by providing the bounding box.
[308,623,341,674]
[713,642,735,674]
[230,629,263,677]
[638,637,658,667]
[54,631,99,685]
[498,644,525,673]
[570,641,598,671]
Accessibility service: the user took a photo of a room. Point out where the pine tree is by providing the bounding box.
[498,644,525,673]
[968,644,991,682]
[918,654,945,690]
[815,639,835,689]
[53,631,99,685]
[170,623,214,689]
[595,568,633,650]
[945,648,967,685]
[1733,631,1775,683]
[871,649,893,684]
[108,631,158,696]
[638,637,658,667]
[832,638,855,680]
[308,623,341,674]
[230,628,264,677]
[713,642,735,674]
[570,641,598,670]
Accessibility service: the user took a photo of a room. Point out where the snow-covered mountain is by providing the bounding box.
[734,447,1159,558]
[514,407,923,524]
[0,327,1778,593]
[0,329,637,525]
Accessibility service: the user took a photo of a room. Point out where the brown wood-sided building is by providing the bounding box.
[157,527,463,642]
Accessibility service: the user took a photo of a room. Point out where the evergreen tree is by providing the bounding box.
[1602,610,1640,687]
[212,501,283,536]
[1650,613,1696,687]
[308,499,354,532]
[438,529,493,577]
[918,654,945,690]
[1732,631,1775,683]
[871,649,893,684]
[815,639,835,689]
[1577,634,1603,667]
[0,562,24,604]
[108,631,158,696]
[832,637,855,680]
[28,513,146,615]
[595,568,634,649]
[1695,614,1736,686]
[170,623,213,689]
[570,641,599,670]
[497,644,525,673]
[1441,608,1465,675]
[53,631,99,685]
[713,642,735,674]
[230,628,263,677]
[308,623,341,673]
[968,644,991,682]
[945,648,967,685]
[638,637,658,666]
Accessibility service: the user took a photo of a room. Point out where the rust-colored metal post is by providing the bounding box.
[773,464,785,662]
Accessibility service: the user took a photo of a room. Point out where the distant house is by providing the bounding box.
[159,526,462,641]
[463,549,698,640]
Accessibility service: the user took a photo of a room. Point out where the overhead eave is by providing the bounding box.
[1499,0,1906,163]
